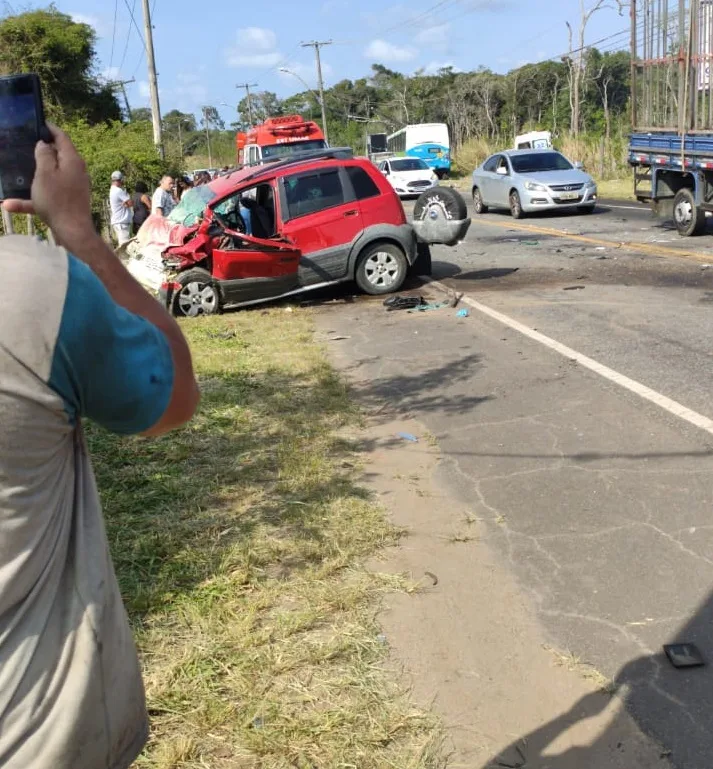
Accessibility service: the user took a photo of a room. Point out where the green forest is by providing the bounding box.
[0,5,633,222]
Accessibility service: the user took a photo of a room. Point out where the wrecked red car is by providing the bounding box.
[124,149,439,317]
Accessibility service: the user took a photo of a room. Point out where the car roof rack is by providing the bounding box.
[240,147,355,183]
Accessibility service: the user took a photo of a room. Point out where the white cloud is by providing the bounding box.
[364,39,416,63]
[225,27,283,68]
[422,60,461,75]
[414,24,450,48]
[101,66,121,82]
[277,61,333,89]
[228,51,283,68]
[138,81,151,100]
[69,12,106,35]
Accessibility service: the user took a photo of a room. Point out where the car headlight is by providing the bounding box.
[431,173,438,181]
[585,180,597,188]
[524,181,547,192]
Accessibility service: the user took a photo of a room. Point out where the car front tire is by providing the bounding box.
[173,268,221,317]
[509,190,525,219]
[472,186,488,214]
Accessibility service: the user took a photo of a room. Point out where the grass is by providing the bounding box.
[85,310,446,769]
[596,178,636,201]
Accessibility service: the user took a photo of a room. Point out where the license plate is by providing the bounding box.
[559,191,579,201]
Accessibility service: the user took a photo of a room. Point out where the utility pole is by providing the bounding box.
[236,82,258,125]
[103,78,135,119]
[140,0,164,158]
[202,107,213,167]
[301,40,332,145]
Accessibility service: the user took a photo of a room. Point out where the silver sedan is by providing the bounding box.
[471,149,597,218]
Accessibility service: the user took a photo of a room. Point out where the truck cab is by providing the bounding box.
[237,115,327,167]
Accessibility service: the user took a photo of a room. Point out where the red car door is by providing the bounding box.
[278,165,364,287]
[207,181,301,307]
[210,232,301,306]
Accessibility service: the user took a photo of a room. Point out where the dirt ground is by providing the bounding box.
[323,339,671,769]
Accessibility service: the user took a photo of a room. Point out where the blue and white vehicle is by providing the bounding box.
[387,123,451,178]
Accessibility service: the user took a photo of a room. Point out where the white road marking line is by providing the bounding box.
[428,280,713,437]
[603,203,647,211]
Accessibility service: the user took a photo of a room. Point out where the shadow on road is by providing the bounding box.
[479,582,713,769]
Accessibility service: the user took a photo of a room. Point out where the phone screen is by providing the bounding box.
[0,75,41,200]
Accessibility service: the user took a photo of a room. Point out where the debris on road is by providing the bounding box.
[457,308,470,318]
[383,295,425,311]
[328,335,351,341]
[397,432,419,443]
[407,301,451,313]
[523,240,539,246]
[424,571,439,586]
[664,643,706,669]
[563,285,586,291]
[447,289,464,308]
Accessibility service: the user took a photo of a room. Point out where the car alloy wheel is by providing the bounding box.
[176,279,218,317]
[364,249,400,289]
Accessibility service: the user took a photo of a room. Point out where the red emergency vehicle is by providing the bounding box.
[236,115,327,166]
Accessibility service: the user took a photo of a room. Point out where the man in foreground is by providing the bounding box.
[0,126,200,768]
[152,174,176,217]
[108,169,133,244]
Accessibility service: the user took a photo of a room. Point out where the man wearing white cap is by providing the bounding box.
[109,170,133,246]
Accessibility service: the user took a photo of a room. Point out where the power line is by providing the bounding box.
[109,0,118,70]
[118,0,137,72]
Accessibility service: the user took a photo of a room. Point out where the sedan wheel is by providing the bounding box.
[472,186,488,214]
[509,190,525,219]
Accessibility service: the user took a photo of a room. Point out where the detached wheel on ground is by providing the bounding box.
[355,242,408,295]
[472,186,488,214]
[673,188,706,237]
[413,185,468,222]
[509,190,525,219]
[173,268,221,317]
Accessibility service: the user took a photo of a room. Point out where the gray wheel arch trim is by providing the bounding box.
[347,223,417,278]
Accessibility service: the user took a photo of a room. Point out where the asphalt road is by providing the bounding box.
[320,196,713,769]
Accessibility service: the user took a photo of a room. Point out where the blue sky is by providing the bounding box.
[51,0,629,124]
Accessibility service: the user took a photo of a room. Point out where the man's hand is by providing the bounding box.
[2,124,94,246]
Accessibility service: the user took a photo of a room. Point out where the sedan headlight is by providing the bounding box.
[585,179,597,188]
[524,181,547,192]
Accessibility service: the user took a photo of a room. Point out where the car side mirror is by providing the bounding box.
[574,161,584,170]
[383,168,389,175]
[496,166,508,176]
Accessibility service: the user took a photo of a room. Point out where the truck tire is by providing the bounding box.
[413,186,467,222]
[673,188,706,237]
[355,242,408,295]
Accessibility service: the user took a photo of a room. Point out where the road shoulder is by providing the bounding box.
[320,312,670,769]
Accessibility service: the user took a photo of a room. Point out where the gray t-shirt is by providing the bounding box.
[0,236,175,768]
[152,187,175,216]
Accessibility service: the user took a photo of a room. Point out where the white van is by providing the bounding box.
[514,131,553,150]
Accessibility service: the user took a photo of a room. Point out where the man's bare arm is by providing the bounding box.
[3,126,198,434]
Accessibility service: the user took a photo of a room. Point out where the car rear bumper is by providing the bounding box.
[521,186,597,212]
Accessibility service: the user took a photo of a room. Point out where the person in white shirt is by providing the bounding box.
[109,171,133,245]
[151,176,176,217]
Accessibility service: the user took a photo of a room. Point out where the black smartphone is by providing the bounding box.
[0,73,51,201]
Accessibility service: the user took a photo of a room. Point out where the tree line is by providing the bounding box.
[239,51,631,158]
[0,4,633,199]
